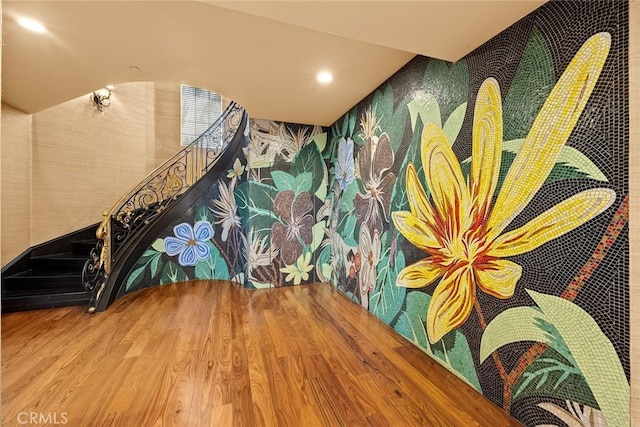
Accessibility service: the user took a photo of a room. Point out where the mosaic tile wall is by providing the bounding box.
[236,119,331,288]
[121,118,331,293]
[119,138,251,296]
[325,1,629,425]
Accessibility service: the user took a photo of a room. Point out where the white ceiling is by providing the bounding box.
[1,1,546,126]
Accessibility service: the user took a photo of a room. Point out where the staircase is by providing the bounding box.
[84,101,248,312]
[1,227,98,313]
[2,102,247,314]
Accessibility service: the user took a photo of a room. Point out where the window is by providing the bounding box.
[180,85,223,147]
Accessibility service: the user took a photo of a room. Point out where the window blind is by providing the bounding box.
[180,85,223,147]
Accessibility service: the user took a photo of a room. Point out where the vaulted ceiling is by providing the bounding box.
[1,1,546,126]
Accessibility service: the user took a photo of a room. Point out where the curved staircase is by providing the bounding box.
[2,102,248,313]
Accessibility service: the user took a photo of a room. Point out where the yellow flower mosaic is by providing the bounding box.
[392,33,614,344]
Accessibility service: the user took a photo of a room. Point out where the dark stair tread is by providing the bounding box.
[32,252,89,260]
[73,239,99,244]
[30,252,90,271]
[72,239,99,247]
[3,287,88,297]
[6,269,82,279]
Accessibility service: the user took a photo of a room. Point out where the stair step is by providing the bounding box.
[31,253,89,271]
[72,239,99,256]
[3,269,84,291]
[1,288,90,313]
[2,225,99,313]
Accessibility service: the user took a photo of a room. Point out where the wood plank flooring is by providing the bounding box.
[1,281,521,426]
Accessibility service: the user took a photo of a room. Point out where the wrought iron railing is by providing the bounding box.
[82,101,246,312]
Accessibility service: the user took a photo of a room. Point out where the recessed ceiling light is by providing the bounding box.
[17,17,47,34]
[317,71,333,84]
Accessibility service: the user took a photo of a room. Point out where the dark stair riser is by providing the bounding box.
[2,290,90,313]
[30,254,89,271]
[72,240,98,256]
[4,271,84,291]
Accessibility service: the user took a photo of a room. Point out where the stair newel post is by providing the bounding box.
[82,211,112,313]
[101,212,112,276]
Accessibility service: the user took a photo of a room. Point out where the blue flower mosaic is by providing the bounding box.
[164,221,214,266]
[335,137,355,190]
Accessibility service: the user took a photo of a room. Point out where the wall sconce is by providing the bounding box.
[90,85,115,112]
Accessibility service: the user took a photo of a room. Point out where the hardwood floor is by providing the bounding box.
[2,281,521,426]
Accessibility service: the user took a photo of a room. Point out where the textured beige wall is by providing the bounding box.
[0,81,192,264]
[29,82,181,246]
[1,105,32,265]
[630,1,638,424]
[152,82,181,168]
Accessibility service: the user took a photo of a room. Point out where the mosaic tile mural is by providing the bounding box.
[234,119,330,288]
[118,1,627,425]
[118,144,250,297]
[121,118,330,294]
[325,1,629,425]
